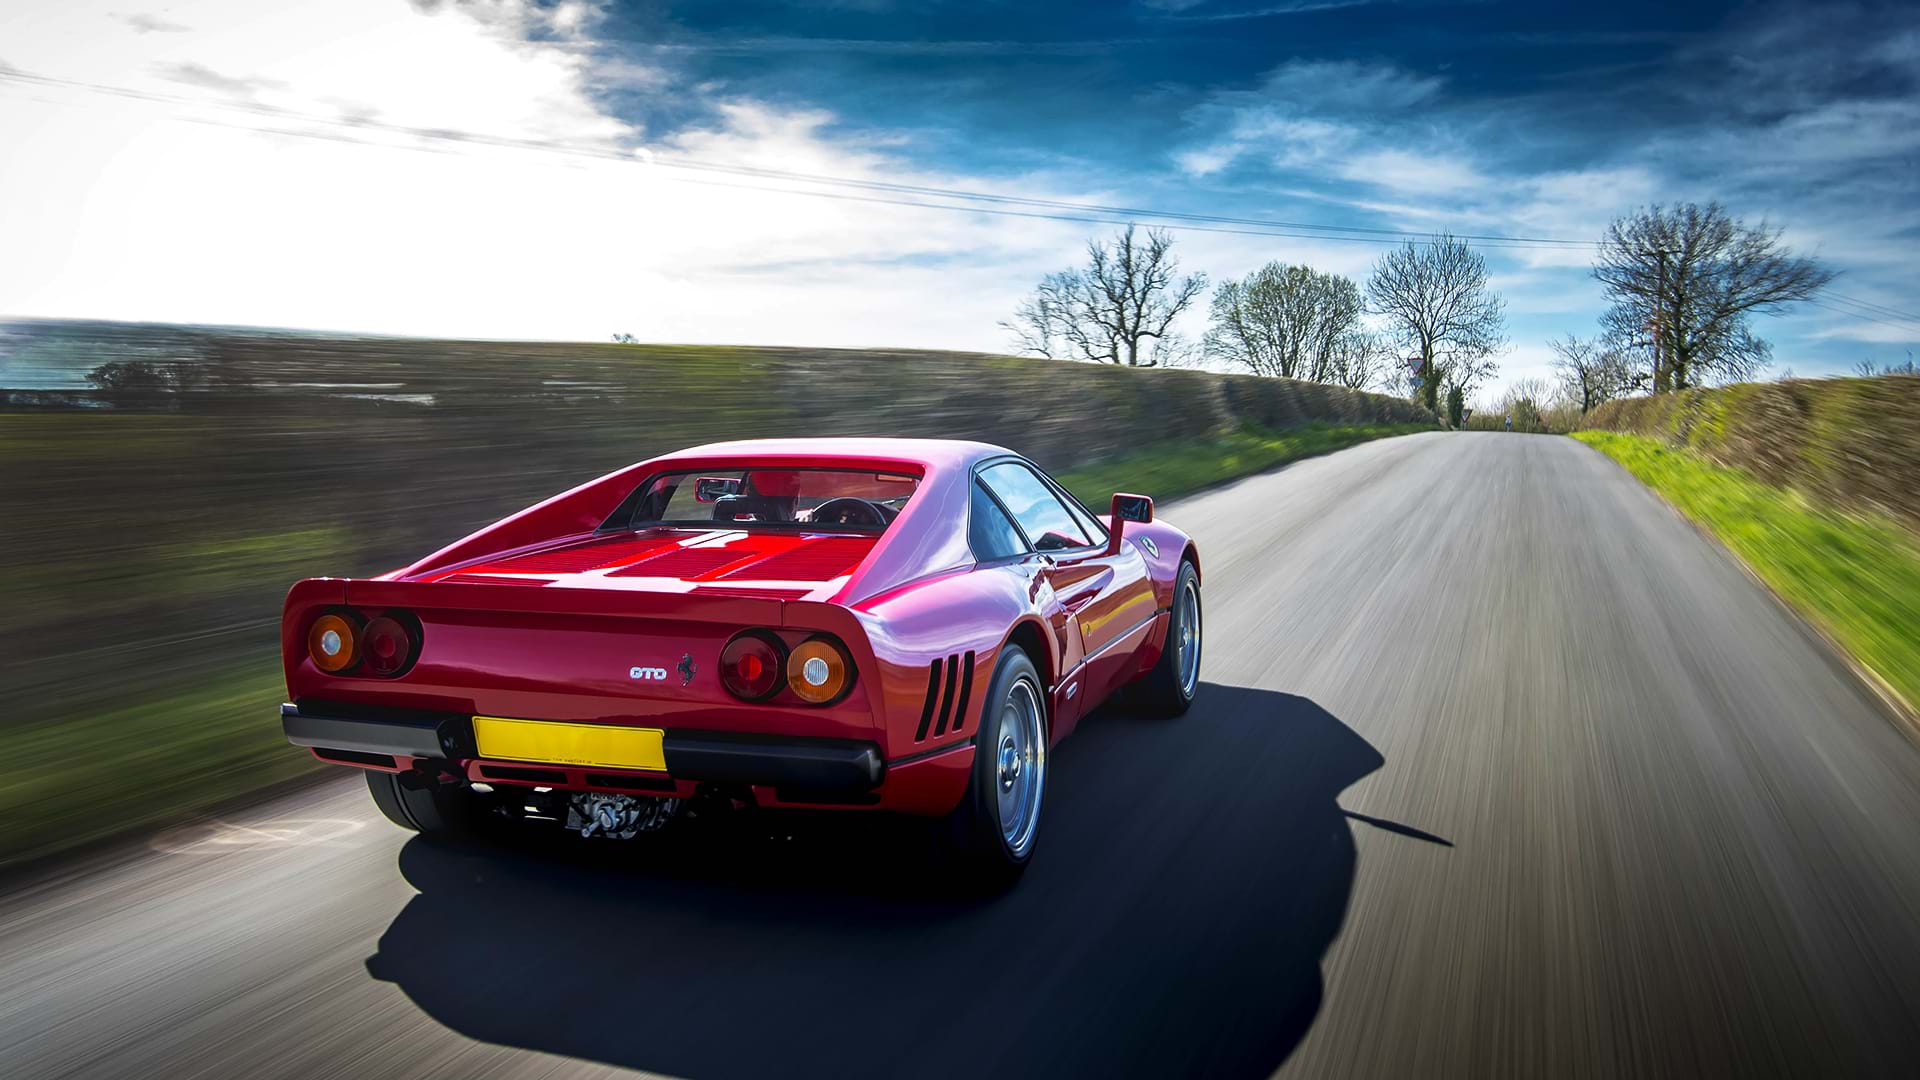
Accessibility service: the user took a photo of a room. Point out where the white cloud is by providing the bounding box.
[1335,147,1485,196]
[1807,318,1920,347]
[0,0,1094,349]
[3,0,1912,397]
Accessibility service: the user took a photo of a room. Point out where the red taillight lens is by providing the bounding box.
[720,631,785,701]
[308,613,359,673]
[361,614,419,677]
[787,634,854,705]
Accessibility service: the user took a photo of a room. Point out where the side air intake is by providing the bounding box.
[913,651,975,742]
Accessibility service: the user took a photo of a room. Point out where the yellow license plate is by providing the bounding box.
[471,716,667,772]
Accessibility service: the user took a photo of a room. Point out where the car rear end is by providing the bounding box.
[280,520,974,838]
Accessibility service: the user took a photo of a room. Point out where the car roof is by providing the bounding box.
[648,437,1014,471]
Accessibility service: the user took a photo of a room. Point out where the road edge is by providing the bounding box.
[1567,436,1920,744]
[0,766,344,891]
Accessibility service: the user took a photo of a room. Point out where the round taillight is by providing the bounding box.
[361,614,418,677]
[787,635,853,705]
[308,613,359,674]
[720,631,785,702]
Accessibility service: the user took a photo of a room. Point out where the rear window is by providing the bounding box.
[619,468,921,532]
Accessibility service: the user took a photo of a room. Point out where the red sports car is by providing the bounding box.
[281,438,1202,878]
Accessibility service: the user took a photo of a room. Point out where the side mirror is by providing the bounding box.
[1106,492,1153,555]
[1112,493,1154,523]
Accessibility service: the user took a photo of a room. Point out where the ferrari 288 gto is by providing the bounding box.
[280,438,1201,880]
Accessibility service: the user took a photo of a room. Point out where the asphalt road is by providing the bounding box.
[5,431,1920,1079]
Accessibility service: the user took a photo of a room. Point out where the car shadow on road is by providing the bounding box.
[365,684,1390,1080]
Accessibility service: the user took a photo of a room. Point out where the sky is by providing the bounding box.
[1,0,1917,397]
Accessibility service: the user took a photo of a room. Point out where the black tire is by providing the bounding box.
[1134,560,1202,716]
[944,645,1048,886]
[366,769,472,838]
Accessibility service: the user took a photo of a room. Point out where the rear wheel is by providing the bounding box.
[1134,561,1202,716]
[945,645,1047,885]
[366,769,472,838]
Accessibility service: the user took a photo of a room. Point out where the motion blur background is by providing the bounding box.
[0,320,1432,865]
[3,0,1918,870]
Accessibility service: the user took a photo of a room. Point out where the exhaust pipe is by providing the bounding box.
[566,791,681,838]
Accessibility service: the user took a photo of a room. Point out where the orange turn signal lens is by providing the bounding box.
[786,635,853,705]
[308,613,359,674]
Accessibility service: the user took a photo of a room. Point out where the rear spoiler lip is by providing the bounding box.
[338,579,870,638]
[344,577,791,625]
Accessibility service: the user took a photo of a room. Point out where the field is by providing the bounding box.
[0,321,1433,867]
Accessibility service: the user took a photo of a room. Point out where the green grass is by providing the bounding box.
[1054,421,1434,507]
[0,663,321,868]
[1574,431,1920,716]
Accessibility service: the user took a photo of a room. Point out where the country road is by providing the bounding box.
[4,431,1920,1079]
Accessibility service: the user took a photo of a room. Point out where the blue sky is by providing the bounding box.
[2,0,1916,396]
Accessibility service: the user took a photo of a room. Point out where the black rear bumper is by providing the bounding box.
[282,702,450,759]
[662,732,883,790]
[282,703,883,791]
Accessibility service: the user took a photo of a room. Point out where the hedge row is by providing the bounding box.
[1578,375,1920,528]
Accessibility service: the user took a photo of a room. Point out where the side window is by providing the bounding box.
[969,479,1029,561]
[1061,488,1109,545]
[979,462,1094,552]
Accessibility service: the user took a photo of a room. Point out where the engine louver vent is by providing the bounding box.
[608,547,756,579]
[914,651,976,742]
[486,536,676,574]
[719,536,873,582]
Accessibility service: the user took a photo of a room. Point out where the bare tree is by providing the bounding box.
[1003,226,1207,367]
[1500,376,1556,433]
[1203,262,1364,380]
[1005,274,1071,359]
[1367,234,1507,413]
[1328,331,1390,390]
[1854,355,1918,377]
[1594,203,1835,391]
[1549,333,1637,413]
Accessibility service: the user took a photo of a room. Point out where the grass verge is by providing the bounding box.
[0,662,322,871]
[1055,421,1434,508]
[0,662,326,871]
[1574,431,1920,719]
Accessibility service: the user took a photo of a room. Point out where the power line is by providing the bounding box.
[1806,299,1920,334]
[0,66,1597,250]
[1824,291,1920,325]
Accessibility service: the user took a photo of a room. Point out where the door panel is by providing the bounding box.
[975,459,1157,733]
[1048,542,1156,711]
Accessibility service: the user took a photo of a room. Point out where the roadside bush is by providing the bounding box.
[1580,375,1920,528]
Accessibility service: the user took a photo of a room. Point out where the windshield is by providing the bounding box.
[621,468,921,532]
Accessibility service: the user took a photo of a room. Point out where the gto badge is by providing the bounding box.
[629,666,669,681]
